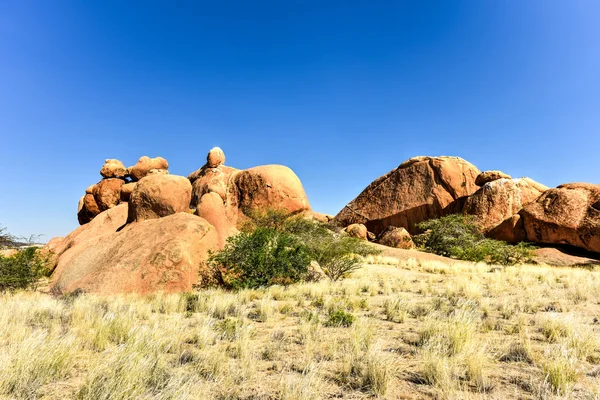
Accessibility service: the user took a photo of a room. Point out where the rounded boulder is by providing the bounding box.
[128,174,192,223]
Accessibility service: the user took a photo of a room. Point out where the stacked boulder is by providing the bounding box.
[464,171,548,235]
[77,156,169,225]
[188,147,311,239]
[49,148,312,294]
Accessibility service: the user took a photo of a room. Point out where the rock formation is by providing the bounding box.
[77,157,170,225]
[49,147,312,294]
[334,156,480,235]
[519,183,600,253]
[188,148,311,230]
[463,178,548,233]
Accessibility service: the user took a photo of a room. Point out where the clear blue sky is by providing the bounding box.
[1,1,599,241]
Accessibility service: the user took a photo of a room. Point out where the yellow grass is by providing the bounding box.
[1,258,600,399]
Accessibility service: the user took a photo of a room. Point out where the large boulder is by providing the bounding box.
[345,223,368,240]
[128,156,169,182]
[520,183,600,253]
[475,170,512,186]
[464,178,548,233]
[334,156,481,235]
[377,226,415,249]
[231,165,311,222]
[93,178,124,211]
[51,213,219,294]
[128,174,192,223]
[189,150,311,230]
[100,159,128,179]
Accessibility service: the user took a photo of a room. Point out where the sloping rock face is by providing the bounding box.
[48,204,129,273]
[464,178,548,233]
[334,156,480,234]
[519,183,600,253]
[51,213,219,294]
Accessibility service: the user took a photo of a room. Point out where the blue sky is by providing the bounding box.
[1,1,599,240]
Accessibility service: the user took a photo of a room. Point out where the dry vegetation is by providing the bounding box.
[1,256,600,399]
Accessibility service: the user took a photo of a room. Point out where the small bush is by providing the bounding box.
[325,310,355,327]
[209,227,312,289]
[0,247,50,291]
[417,215,534,265]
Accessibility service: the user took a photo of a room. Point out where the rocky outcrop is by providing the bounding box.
[464,178,548,233]
[76,156,170,225]
[53,148,313,294]
[519,183,600,253]
[188,149,311,230]
[127,174,192,223]
[334,156,480,235]
[51,213,219,294]
[377,226,415,249]
[475,170,512,186]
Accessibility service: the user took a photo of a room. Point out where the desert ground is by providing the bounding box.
[1,250,599,400]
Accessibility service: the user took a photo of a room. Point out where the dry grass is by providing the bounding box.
[1,257,600,399]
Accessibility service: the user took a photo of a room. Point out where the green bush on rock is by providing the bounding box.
[416,214,534,265]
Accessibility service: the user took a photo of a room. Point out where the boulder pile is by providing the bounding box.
[77,157,169,224]
[335,159,600,256]
[48,148,312,294]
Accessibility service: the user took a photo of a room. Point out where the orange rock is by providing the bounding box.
[231,165,311,225]
[207,147,226,168]
[377,226,415,249]
[93,178,124,211]
[128,174,191,223]
[346,223,368,240]
[520,183,600,253]
[128,156,169,182]
[50,213,219,294]
[100,159,128,179]
[49,203,128,272]
[488,214,527,243]
[475,170,512,186]
[195,192,239,247]
[77,193,102,225]
[463,178,547,233]
[120,182,137,202]
[334,156,480,235]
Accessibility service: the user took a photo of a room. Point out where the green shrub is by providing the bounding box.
[209,227,312,289]
[325,310,356,327]
[0,247,50,291]
[417,214,534,265]
[210,209,380,287]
